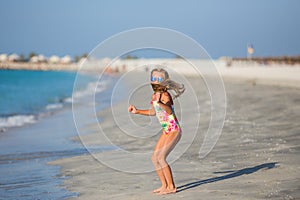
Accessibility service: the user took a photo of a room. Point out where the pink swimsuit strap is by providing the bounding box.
[152,101,181,134]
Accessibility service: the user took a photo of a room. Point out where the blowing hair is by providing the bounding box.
[151,68,185,98]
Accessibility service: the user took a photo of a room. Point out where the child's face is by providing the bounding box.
[151,71,165,84]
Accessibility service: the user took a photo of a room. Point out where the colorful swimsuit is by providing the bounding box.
[152,101,181,134]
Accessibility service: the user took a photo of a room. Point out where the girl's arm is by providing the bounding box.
[128,104,156,116]
[128,92,172,116]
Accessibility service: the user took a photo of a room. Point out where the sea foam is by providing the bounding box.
[0,115,36,128]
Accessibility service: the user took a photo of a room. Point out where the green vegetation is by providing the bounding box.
[74,53,88,63]
[28,52,37,59]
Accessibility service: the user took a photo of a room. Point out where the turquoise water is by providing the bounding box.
[0,70,93,129]
[0,69,115,199]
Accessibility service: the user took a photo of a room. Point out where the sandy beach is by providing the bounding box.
[49,63,300,200]
[2,1,300,199]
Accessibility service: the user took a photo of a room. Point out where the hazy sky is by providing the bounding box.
[0,0,299,59]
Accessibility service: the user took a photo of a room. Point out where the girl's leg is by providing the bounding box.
[152,133,168,193]
[158,131,181,194]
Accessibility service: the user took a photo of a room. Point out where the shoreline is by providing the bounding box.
[0,70,95,133]
[50,71,300,199]
[0,102,84,199]
[0,70,114,199]
[1,59,300,89]
[0,61,79,71]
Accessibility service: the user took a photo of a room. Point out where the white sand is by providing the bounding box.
[96,58,300,87]
[50,62,300,199]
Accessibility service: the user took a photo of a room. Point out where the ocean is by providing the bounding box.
[0,70,92,130]
[0,70,115,199]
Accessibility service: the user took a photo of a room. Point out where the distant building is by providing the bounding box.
[38,54,47,62]
[29,55,46,63]
[61,55,72,64]
[30,56,39,63]
[49,55,60,64]
[0,54,8,62]
[8,53,20,62]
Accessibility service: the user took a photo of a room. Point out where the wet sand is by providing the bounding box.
[50,73,300,200]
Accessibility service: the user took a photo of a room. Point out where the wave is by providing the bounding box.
[0,115,37,129]
[66,81,108,103]
[0,79,110,131]
[46,103,64,110]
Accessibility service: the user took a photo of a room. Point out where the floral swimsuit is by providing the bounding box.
[152,101,181,134]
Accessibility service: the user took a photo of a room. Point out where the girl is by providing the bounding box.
[128,68,185,195]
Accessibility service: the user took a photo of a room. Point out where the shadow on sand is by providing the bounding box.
[177,162,278,193]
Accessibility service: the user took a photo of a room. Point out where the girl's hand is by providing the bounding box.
[128,105,137,114]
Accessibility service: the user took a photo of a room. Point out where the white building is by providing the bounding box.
[38,54,47,62]
[30,56,39,63]
[0,54,8,62]
[30,55,47,63]
[61,55,72,64]
[48,55,60,64]
[8,53,20,62]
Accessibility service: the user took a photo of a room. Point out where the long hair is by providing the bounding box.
[151,68,185,98]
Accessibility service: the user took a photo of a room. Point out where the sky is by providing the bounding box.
[0,0,299,59]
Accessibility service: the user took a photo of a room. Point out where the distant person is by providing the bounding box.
[128,67,185,195]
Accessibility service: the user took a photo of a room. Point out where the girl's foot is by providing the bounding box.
[159,187,177,195]
[152,187,165,193]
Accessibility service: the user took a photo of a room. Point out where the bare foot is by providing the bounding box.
[158,187,177,195]
[152,187,165,193]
